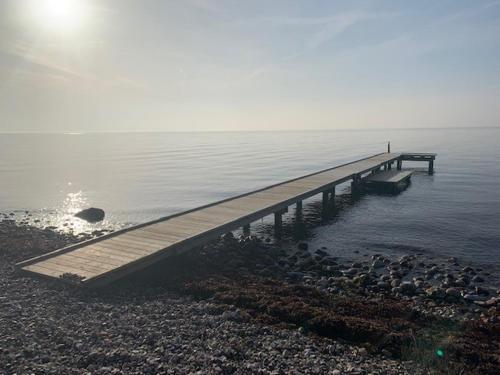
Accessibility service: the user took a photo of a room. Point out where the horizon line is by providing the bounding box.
[1,125,500,135]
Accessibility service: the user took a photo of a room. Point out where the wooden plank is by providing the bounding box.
[24,263,68,278]
[71,245,143,263]
[89,241,154,257]
[184,210,241,223]
[61,251,129,268]
[118,233,174,248]
[143,223,205,237]
[41,256,112,275]
[106,237,163,251]
[28,260,95,278]
[132,226,186,243]
[124,229,184,244]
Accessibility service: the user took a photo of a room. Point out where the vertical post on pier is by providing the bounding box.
[294,200,306,239]
[388,142,391,153]
[322,191,329,214]
[274,212,282,238]
[242,224,250,237]
[397,159,402,170]
[296,201,303,220]
[351,174,362,196]
[329,186,336,211]
[428,159,434,175]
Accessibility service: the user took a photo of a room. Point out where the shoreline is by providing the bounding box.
[1,219,499,374]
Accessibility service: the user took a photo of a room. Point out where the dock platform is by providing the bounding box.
[17,151,435,286]
[364,170,413,193]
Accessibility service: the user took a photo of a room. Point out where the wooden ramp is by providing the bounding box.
[17,152,421,286]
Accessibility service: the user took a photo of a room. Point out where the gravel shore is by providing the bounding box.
[1,218,498,374]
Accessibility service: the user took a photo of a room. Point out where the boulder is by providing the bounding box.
[74,208,105,223]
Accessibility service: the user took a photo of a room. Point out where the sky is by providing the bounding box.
[0,0,499,133]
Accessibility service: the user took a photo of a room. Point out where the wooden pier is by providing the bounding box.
[17,152,436,286]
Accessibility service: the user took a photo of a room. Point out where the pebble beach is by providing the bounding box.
[0,207,499,374]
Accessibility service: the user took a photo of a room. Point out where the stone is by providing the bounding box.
[426,266,439,277]
[472,275,484,283]
[445,288,461,298]
[377,281,390,290]
[315,249,328,257]
[463,293,487,302]
[74,207,105,223]
[343,268,358,277]
[372,259,384,269]
[287,272,305,281]
[425,287,445,300]
[400,281,416,295]
[483,297,499,307]
[475,286,489,296]
[297,242,309,251]
[414,280,424,289]
[390,279,401,288]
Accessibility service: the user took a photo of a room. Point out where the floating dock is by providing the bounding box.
[364,170,413,193]
[17,152,436,286]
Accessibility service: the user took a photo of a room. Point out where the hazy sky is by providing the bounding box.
[1,0,499,132]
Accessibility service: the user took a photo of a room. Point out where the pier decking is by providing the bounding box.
[17,152,435,286]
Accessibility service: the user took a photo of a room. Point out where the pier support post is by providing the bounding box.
[428,159,434,175]
[388,162,392,170]
[397,159,402,170]
[274,212,283,238]
[329,186,336,208]
[242,224,250,237]
[351,174,362,196]
[384,164,388,171]
[296,201,303,220]
[330,186,336,199]
[322,191,329,212]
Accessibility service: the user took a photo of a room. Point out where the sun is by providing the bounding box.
[29,0,88,34]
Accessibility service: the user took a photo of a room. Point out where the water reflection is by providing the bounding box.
[1,190,120,235]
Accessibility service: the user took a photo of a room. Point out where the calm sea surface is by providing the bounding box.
[1,128,499,271]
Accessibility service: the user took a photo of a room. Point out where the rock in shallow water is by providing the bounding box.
[74,207,105,223]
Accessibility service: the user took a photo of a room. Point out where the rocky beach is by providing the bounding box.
[0,208,499,375]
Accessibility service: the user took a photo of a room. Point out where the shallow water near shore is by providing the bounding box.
[1,128,499,272]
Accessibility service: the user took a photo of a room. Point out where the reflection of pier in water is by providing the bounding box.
[17,151,436,287]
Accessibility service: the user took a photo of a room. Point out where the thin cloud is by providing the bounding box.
[231,10,400,84]
[0,40,146,91]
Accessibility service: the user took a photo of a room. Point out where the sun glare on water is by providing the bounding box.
[28,0,88,34]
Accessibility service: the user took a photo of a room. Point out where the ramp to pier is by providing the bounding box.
[17,152,403,286]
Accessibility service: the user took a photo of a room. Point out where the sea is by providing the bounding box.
[1,128,499,275]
